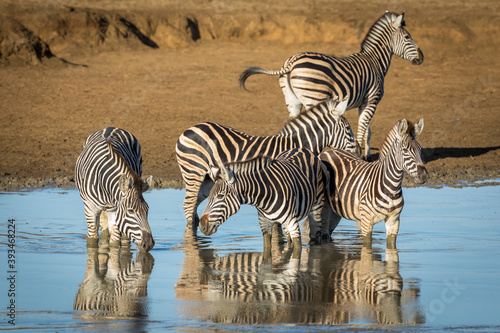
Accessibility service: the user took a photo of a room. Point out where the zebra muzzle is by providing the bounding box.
[411,48,424,65]
[137,231,155,252]
[199,214,217,236]
[415,165,429,184]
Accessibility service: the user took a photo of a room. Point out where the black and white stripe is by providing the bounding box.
[239,11,424,160]
[175,244,423,325]
[176,98,358,227]
[318,118,428,248]
[75,127,154,252]
[73,247,154,318]
[199,148,326,255]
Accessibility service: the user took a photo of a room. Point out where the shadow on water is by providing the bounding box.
[175,231,425,326]
[73,243,154,329]
[368,146,500,163]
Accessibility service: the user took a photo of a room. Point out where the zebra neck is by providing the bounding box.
[234,173,267,208]
[378,150,404,196]
[360,45,393,76]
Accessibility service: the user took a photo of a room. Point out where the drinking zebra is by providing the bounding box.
[316,118,428,248]
[199,148,326,257]
[75,127,155,252]
[176,97,358,229]
[239,11,424,160]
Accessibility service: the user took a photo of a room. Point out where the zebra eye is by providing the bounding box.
[127,209,135,215]
[404,35,411,40]
[216,193,225,200]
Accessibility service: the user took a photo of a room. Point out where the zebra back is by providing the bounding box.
[76,127,143,205]
[176,98,355,187]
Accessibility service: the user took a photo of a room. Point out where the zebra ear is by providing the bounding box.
[393,12,404,29]
[226,168,236,185]
[220,166,235,185]
[397,119,409,137]
[330,96,348,119]
[142,175,153,192]
[208,164,221,181]
[413,118,424,137]
[119,174,133,193]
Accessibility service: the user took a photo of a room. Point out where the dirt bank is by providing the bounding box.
[0,0,499,191]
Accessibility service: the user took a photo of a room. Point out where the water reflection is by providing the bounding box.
[176,233,424,325]
[73,244,154,323]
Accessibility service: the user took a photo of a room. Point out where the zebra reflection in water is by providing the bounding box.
[73,244,154,322]
[176,234,424,325]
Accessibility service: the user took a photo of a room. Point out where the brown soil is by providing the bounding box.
[0,0,499,191]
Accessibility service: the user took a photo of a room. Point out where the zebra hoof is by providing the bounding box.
[86,237,99,248]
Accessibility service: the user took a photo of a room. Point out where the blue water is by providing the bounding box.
[0,185,499,331]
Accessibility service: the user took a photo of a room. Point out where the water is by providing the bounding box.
[0,185,499,332]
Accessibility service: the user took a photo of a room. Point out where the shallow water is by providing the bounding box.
[0,185,499,332]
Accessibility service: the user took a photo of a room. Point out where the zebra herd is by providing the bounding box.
[75,11,428,254]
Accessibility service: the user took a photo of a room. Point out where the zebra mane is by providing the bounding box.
[279,101,331,134]
[361,12,403,52]
[224,154,275,174]
[379,119,414,157]
[105,139,142,186]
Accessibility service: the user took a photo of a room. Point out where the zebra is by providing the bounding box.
[199,148,327,257]
[75,127,155,252]
[239,11,424,160]
[73,245,154,319]
[175,97,358,228]
[316,118,428,249]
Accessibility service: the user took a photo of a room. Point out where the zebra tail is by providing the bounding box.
[238,66,289,91]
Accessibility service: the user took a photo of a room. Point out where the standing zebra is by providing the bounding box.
[75,127,155,252]
[199,148,326,257]
[176,97,357,228]
[317,118,428,248]
[239,11,424,160]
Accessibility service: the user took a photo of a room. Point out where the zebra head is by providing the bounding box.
[325,97,361,156]
[390,12,424,65]
[395,118,428,184]
[199,166,240,236]
[116,173,155,251]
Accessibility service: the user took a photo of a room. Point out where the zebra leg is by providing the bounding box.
[279,74,303,117]
[283,221,302,258]
[99,212,110,240]
[183,176,210,228]
[307,204,324,245]
[385,214,401,249]
[258,211,274,260]
[359,217,374,249]
[84,204,100,248]
[358,102,377,161]
[106,210,122,248]
[324,207,342,241]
